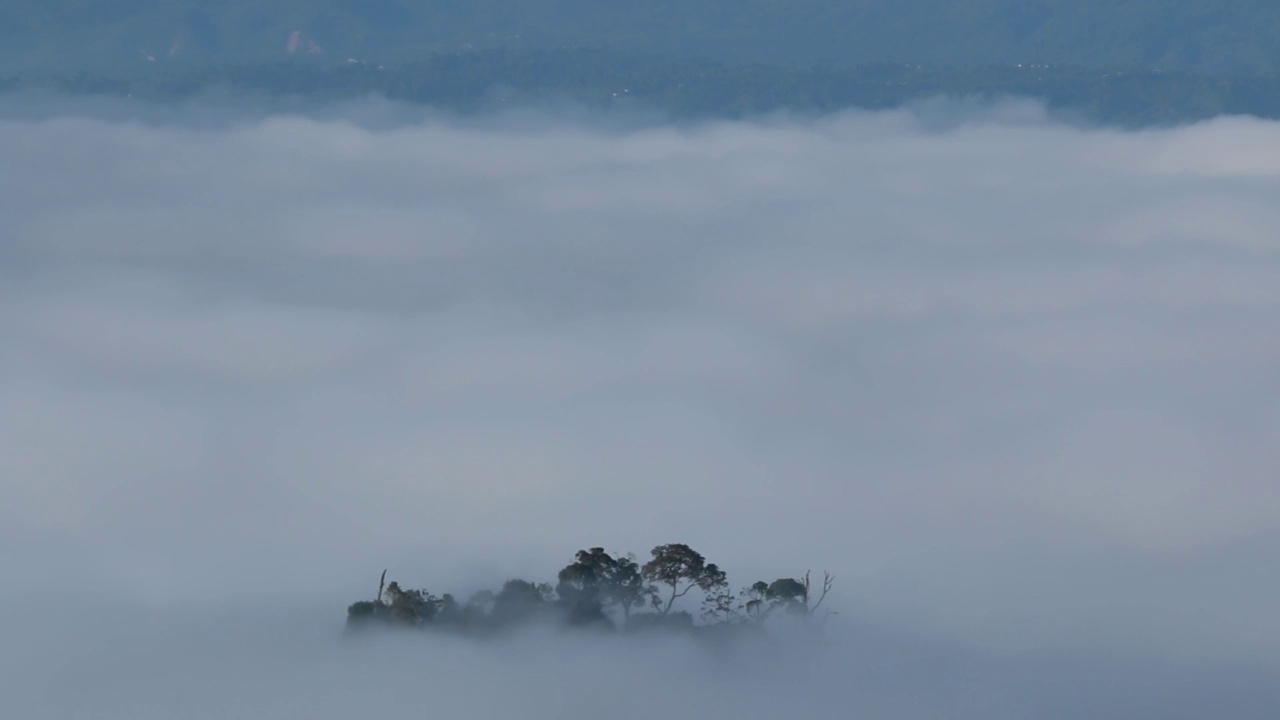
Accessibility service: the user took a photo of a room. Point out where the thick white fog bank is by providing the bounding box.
[4,600,1276,720]
[4,598,1276,720]
[1,99,1278,717]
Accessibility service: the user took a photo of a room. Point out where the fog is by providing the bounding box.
[1,96,1278,718]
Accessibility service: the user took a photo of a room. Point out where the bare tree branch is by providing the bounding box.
[809,571,834,615]
[661,580,697,614]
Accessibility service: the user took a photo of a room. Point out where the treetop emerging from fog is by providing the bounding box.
[347,543,834,638]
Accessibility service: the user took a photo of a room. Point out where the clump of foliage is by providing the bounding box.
[345,544,834,639]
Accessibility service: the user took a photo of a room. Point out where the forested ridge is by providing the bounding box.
[8,49,1280,127]
[2,0,1279,76]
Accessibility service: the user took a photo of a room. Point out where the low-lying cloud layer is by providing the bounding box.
[1,97,1277,718]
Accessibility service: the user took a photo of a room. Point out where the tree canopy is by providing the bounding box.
[641,543,728,616]
[345,542,835,640]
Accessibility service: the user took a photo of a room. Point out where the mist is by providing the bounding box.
[1,96,1277,718]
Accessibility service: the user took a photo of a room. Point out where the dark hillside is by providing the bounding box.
[2,0,1278,76]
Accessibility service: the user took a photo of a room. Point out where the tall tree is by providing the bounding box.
[641,543,727,615]
[557,547,653,622]
[491,578,553,625]
[606,553,651,622]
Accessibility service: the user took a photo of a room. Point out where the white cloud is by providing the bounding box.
[0,100,1277,693]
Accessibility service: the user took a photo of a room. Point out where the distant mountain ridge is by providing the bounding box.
[9,48,1280,129]
[2,0,1279,76]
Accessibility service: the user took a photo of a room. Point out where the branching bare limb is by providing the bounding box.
[799,570,834,619]
[661,581,697,614]
[809,571,834,615]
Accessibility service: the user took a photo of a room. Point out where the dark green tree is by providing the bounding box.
[766,578,809,615]
[558,547,653,622]
[606,553,652,622]
[490,578,553,625]
[556,547,610,603]
[742,580,770,619]
[760,571,834,620]
[382,581,440,625]
[641,543,728,615]
[463,589,495,626]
